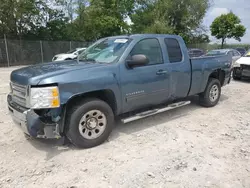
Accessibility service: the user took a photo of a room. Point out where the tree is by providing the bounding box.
[0,0,43,39]
[0,0,70,40]
[130,0,210,43]
[70,0,135,41]
[210,12,246,48]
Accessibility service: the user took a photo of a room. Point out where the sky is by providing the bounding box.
[125,0,249,44]
[203,0,250,44]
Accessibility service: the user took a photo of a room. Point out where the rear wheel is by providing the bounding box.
[199,78,221,107]
[66,98,114,148]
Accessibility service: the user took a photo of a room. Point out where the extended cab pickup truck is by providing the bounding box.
[8,34,232,148]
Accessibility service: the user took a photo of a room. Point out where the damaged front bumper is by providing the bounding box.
[233,65,250,78]
[7,94,61,139]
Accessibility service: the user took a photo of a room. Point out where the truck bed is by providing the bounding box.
[189,54,232,96]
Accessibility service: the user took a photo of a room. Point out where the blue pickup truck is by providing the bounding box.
[8,34,232,148]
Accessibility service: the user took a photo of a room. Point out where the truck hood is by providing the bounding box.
[10,60,105,85]
[236,57,250,65]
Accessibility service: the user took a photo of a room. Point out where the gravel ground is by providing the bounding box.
[0,67,249,188]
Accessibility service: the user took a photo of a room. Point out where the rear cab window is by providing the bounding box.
[164,38,183,63]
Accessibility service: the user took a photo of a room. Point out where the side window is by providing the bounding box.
[130,38,163,65]
[233,50,240,56]
[165,38,183,63]
[228,51,234,57]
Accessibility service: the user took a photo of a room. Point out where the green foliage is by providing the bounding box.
[76,0,136,41]
[130,0,210,43]
[210,12,246,48]
[0,0,70,40]
[0,0,211,43]
[0,0,42,38]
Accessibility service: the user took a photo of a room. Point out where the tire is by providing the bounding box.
[199,78,221,107]
[232,68,241,80]
[65,98,114,148]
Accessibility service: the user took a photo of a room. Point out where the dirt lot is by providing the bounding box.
[0,67,249,188]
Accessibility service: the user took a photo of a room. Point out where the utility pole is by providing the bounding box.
[4,34,10,67]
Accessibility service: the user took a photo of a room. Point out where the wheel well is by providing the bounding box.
[66,90,117,115]
[209,69,225,86]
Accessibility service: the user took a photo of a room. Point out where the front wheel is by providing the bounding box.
[232,68,241,80]
[199,78,221,107]
[66,98,114,148]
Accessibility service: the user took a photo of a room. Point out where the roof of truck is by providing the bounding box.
[107,34,181,39]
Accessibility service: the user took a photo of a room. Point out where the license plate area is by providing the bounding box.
[9,106,30,135]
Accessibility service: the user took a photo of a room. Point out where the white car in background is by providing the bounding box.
[233,50,250,80]
[52,47,86,61]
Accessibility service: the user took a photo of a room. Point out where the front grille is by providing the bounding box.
[11,82,27,107]
[241,64,250,70]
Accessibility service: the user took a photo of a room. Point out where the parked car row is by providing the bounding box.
[232,50,250,80]
[188,47,248,59]
[205,49,242,66]
[235,47,247,56]
[53,46,248,65]
[188,48,205,58]
[187,47,250,80]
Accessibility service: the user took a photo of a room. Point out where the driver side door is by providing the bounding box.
[119,38,170,113]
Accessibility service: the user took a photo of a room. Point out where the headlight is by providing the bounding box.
[234,61,240,68]
[29,86,60,109]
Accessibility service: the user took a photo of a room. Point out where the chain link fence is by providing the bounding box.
[0,39,92,67]
[0,38,249,67]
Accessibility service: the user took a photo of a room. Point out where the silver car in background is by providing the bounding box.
[205,49,241,67]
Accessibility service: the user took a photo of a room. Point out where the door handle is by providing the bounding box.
[156,70,167,75]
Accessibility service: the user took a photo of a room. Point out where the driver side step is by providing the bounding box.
[121,101,191,124]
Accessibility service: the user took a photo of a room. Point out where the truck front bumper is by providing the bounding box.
[7,95,61,139]
[233,66,250,78]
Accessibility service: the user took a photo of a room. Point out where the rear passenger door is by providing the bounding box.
[163,38,192,100]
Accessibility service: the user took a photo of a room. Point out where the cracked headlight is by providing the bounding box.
[29,86,60,109]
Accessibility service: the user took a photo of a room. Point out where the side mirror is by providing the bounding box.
[126,54,149,68]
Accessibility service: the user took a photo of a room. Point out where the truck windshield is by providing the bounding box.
[78,38,131,64]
